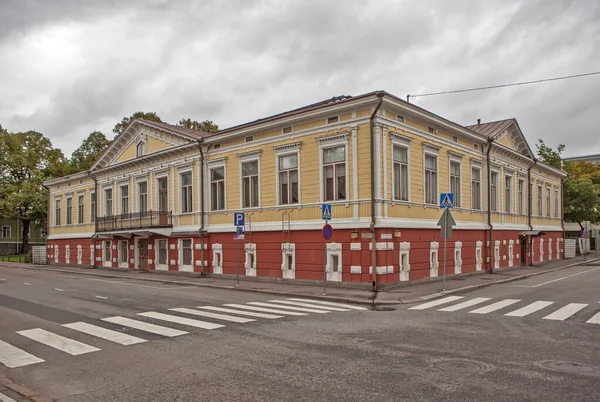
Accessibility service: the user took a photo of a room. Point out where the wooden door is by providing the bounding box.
[138,239,148,271]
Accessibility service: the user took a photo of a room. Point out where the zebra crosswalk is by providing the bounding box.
[0,298,366,370]
[409,296,600,324]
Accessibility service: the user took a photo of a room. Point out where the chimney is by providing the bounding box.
[477,118,481,125]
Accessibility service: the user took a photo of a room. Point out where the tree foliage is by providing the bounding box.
[535,139,565,169]
[177,118,219,133]
[563,176,600,227]
[70,131,111,171]
[113,111,163,136]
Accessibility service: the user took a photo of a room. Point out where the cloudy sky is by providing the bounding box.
[1,0,599,158]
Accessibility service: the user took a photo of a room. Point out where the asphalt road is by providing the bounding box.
[1,263,599,402]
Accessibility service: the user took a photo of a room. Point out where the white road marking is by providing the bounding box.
[54,288,65,292]
[137,312,225,330]
[247,302,330,314]
[542,303,588,321]
[0,278,6,281]
[85,278,176,290]
[469,299,521,314]
[0,339,45,368]
[63,322,147,345]
[224,304,307,316]
[17,328,100,355]
[438,297,491,312]
[0,393,19,402]
[102,316,188,337]
[95,296,108,300]
[505,301,554,317]
[268,300,350,311]
[408,296,464,310]
[586,311,600,325]
[286,298,368,310]
[519,266,600,288]
[197,306,283,319]
[169,308,255,323]
[24,283,31,285]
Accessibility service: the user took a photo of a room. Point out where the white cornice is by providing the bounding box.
[206,157,227,166]
[389,132,412,145]
[237,150,262,159]
[273,141,302,152]
[315,132,350,144]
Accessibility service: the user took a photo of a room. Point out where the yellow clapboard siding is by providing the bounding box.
[340,112,353,121]
[357,124,371,200]
[497,134,516,150]
[356,108,372,118]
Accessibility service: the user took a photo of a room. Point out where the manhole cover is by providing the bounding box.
[540,361,598,374]
[434,360,485,374]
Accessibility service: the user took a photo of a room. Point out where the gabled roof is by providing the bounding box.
[144,120,210,140]
[466,118,535,158]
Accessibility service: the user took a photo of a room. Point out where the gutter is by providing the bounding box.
[370,91,385,293]
[527,160,537,266]
[486,138,494,273]
[197,139,207,276]
[92,173,98,269]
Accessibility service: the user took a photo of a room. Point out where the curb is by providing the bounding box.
[406,257,600,304]
[0,375,52,402]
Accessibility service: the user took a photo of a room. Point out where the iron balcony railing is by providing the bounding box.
[96,210,172,232]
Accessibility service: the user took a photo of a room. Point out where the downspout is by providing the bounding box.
[44,183,50,256]
[370,91,385,293]
[527,160,537,266]
[197,139,206,276]
[560,175,565,260]
[486,138,494,273]
[92,174,98,269]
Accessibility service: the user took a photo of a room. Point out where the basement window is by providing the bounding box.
[427,126,435,134]
[245,136,254,143]
[452,136,458,143]
[327,116,339,124]
[396,115,405,123]
[282,126,292,134]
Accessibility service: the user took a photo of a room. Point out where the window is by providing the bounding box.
[245,136,254,143]
[136,141,146,157]
[427,126,435,134]
[396,115,405,123]
[138,182,148,214]
[518,179,525,215]
[119,241,128,264]
[55,199,61,225]
[213,144,221,150]
[242,161,259,208]
[546,187,551,217]
[282,126,292,134]
[210,167,225,211]
[279,154,299,205]
[504,176,512,213]
[105,188,113,217]
[104,241,111,262]
[424,154,437,204]
[323,146,346,201]
[471,167,481,210]
[537,184,543,216]
[91,192,96,223]
[450,161,461,207]
[181,172,193,213]
[157,178,168,212]
[1,226,10,238]
[120,185,129,215]
[182,239,192,266]
[327,116,339,124]
[490,172,498,211]
[452,136,458,143]
[393,145,409,201]
[158,240,168,265]
[66,197,73,225]
[78,195,84,224]
[554,188,559,217]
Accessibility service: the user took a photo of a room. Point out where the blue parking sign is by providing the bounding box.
[234,212,245,227]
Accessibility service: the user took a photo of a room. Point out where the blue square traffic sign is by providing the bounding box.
[321,204,332,220]
[234,212,245,227]
[440,193,454,209]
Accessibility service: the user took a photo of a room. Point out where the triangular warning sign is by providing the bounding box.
[323,206,331,219]
[440,194,453,208]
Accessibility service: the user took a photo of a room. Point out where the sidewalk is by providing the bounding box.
[1,256,598,306]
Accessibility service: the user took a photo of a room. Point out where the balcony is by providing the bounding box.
[96,211,172,232]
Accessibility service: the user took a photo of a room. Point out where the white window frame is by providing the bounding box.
[475,241,483,271]
[539,238,544,262]
[118,240,129,268]
[138,180,148,214]
[76,194,84,224]
[399,242,411,281]
[54,198,61,225]
[548,238,553,260]
[103,241,112,267]
[430,241,439,278]
[546,186,551,217]
[490,170,499,212]
[179,169,194,214]
[326,242,342,282]
[537,183,543,216]
[155,173,169,213]
[471,164,482,210]
[392,142,410,202]
[120,184,129,215]
[90,191,96,223]
[454,241,462,274]
[281,242,296,279]
[104,187,113,217]
[207,159,227,212]
[212,243,223,274]
[77,245,82,265]
[65,245,70,264]
[449,157,462,208]
[238,151,261,209]
[508,240,514,267]
[518,178,525,215]
[1,225,10,238]
[136,140,146,157]
[494,240,500,269]
[209,165,226,211]
[554,188,559,218]
[155,239,169,271]
[179,238,194,272]
[318,136,349,203]
[423,145,439,205]
[66,196,73,225]
[275,146,301,206]
[54,245,59,263]
[245,243,257,276]
[504,174,512,214]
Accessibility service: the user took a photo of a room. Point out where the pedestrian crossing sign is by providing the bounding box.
[322,203,332,220]
[440,193,454,209]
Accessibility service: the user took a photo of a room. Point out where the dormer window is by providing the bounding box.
[136,141,146,157]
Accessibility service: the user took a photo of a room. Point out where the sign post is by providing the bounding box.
[322,204,332,295]
[234,213,245,287]
[438,194,456,291]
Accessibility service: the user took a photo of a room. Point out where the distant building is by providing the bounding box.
[0,217,46,255]
[563,153,600,164]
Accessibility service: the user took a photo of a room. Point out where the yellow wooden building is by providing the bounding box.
[44,91,566,286]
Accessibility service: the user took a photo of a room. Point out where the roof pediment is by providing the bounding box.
[466,118,534,159]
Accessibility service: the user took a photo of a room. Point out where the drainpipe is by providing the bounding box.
[197,139,206,275]
[560,176,565,259]
[92,174,98,269]
[486,138,494,273]
[527,160,537,266]
[370,91,385,293]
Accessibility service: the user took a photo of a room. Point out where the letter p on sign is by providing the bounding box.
[234,212,245,227]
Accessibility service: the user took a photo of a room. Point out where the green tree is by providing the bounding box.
[0,130,67,253]
[113,112,163,136]
[563,176,600,228]
[536,139,565,169]
[178,118,219,133]
[70,131,111,171]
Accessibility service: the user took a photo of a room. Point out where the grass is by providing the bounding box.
[0,254,30,263]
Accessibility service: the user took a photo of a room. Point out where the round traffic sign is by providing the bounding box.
[322,223,333,240]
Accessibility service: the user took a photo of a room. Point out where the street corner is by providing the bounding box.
[0,375,53,402]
